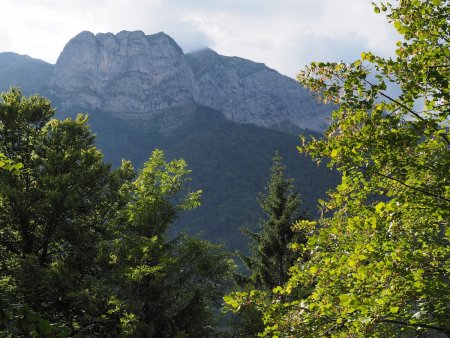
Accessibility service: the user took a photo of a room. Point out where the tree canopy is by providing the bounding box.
[225,1,450,336]
[103,150,233,337]
[0,88,234,337]
[239,153,308,290]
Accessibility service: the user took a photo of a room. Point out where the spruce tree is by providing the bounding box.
[241,153,308,290]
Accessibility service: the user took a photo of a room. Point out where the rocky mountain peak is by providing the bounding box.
[50,30,196,116]
[44,30,332,132]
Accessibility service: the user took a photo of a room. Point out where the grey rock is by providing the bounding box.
[50,30,196,117]
[186,48,331,132]
[49,31,331,132]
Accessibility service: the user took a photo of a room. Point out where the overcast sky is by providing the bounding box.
[0,0,400,77]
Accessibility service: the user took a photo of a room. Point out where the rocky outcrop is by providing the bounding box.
[186,48,331,132]
[50,31,196,117]
[48,31,331,132]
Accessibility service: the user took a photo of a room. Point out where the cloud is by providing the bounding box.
[179,0,399,75]
[0,0,399,77]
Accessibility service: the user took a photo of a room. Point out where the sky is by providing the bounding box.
[0,0,400,77]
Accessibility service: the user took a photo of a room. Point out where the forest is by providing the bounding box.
[0,1,449,337]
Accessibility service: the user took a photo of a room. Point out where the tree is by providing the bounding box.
[0,87,132,334]
[103,150,234,337]
[0,118,70,338]
[240,153,308,290]
[0,88,235,336]
[225,154,310,337]
[225,1,450,336]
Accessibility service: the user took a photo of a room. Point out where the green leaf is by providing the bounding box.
[348,259,357,268]
[390,306,399,314]
[12,162,23,170]
[223,295,241,309]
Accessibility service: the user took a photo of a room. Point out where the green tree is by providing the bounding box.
[225,1,450,337]
[0,88,132,334]
[103,150,234,337]
[0,127,70,337]
[0,88,235,336]
[225,154,310,337]
[240,153,308,290]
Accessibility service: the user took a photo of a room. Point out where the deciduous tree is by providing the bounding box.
[104,150,234,337]
[225,1,450,336]
[0,88,132,333]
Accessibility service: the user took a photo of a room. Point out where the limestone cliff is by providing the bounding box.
[49,31,330,132]
[50,31,196,117]
[186,48,331,132]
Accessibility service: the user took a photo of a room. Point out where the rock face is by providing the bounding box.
[50,31,196,118]
[47,30,331,132]
[186,48,331,132]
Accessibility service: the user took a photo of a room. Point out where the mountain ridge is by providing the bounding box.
[0,52,53,95]
[0,30,331,133]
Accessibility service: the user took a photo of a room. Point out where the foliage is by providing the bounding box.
[240,153,309,290]
[0,87,132,334]
[225,1,450,337]
[100,150,234,337]
[0,88,235,336]
[0,109,69,338]
[77,105,339,252]
[225,154,310,336]
[0,296,70,338]
[0,154,22,174]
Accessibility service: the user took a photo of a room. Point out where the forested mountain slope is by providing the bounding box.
[0,31,337,250]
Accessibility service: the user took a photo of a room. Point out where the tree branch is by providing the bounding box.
[378,319,450,336]
[358,165,450,203]
[362,78,450,145]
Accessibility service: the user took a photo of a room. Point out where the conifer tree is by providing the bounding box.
[104,150,234,337]
[241,153,308,290]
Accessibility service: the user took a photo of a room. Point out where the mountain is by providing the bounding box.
[48,30,331,132]
[0,31,332,133]
[186,48,330,132]
[0,31,338,250]
[0,52,53,95]
[50,31,196,117]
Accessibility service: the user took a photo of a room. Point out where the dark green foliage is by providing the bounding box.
[0,89,235,336]
[240,153,308,290]
[225,155,311,337]
[0,144,68,338]
[100,150,234,337]
[0,295,70,337]
[55,104,339,252]
[0,88,123,333]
